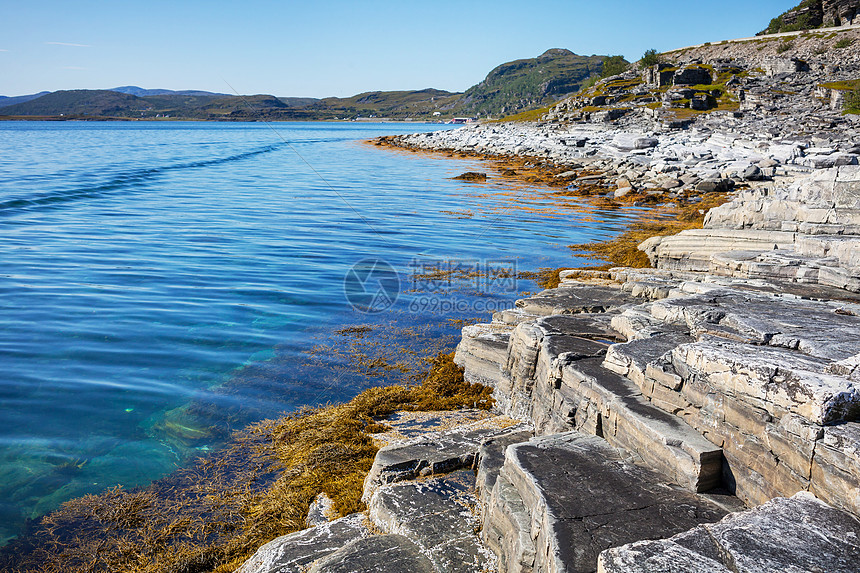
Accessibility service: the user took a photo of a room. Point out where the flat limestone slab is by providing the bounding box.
[650,287,860,361]
[515,284,638,316]
[672,337,860,424]
[368,470,492,573]
[307,534,435,573]
[369,409,497,448]
[536,314,623,341]
[455,323,512,387]
[500,432,728,573]
[235,513,370,573]
[597,492,860,573]
[641,229,797,272]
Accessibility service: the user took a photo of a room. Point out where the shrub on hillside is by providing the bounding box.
[776,40,794,54]
[760,0,822,35]
[599,55,629,78]
[845,88,860,114]
[640,49,660,67]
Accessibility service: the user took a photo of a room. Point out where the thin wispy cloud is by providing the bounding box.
[0,49,9,52]
[46,42,92,48]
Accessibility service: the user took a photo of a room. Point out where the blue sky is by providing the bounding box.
[1,0,796,98]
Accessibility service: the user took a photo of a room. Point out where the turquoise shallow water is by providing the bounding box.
[0,121,635,541]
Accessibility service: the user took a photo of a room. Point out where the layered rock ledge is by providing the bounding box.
[449,165,860,571]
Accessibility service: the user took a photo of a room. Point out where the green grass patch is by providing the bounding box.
[691,84,726,93]
[776,41,794,54]
[820,79,860,91]
[490,104,554,123]
[605,78,643,90]
[845,89,860,114]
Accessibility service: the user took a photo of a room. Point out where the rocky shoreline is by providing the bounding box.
[235,31,860,573]
[235,167,860,573]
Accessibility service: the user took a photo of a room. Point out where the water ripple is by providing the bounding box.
[0,142,284,215]
[0,121,636,543]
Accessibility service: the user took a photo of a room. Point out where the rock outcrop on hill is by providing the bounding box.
[377,26,860,210]
[458,49,610,117]
[761,0,860,35]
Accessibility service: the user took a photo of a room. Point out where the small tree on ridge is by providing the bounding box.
[641,49,660,67]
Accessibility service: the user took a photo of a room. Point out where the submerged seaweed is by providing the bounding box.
[569,191,732,268]
[0,352,491,573]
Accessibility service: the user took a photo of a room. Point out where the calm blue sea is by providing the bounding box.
[0,121,635,542]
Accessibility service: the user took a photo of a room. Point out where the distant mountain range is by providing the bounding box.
[0,91,51,107]
[110,86,229,97]
[0,50,621,121]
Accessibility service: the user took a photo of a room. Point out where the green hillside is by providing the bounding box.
[315,89,462,118]
[0,91,326,120]
[459,49,609,116]
[0,88,461,121]
[0,90,145,116]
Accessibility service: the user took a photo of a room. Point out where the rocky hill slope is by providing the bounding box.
[545,24,860,129]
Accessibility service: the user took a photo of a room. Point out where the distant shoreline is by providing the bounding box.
[0,115,454,124]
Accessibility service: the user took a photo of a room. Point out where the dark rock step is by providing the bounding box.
[516,285,640,316]
[489,432,731,573]
[362,421,530,502]
[475,427,536,505]
[563,357,723,492]
[598,492,860,573]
